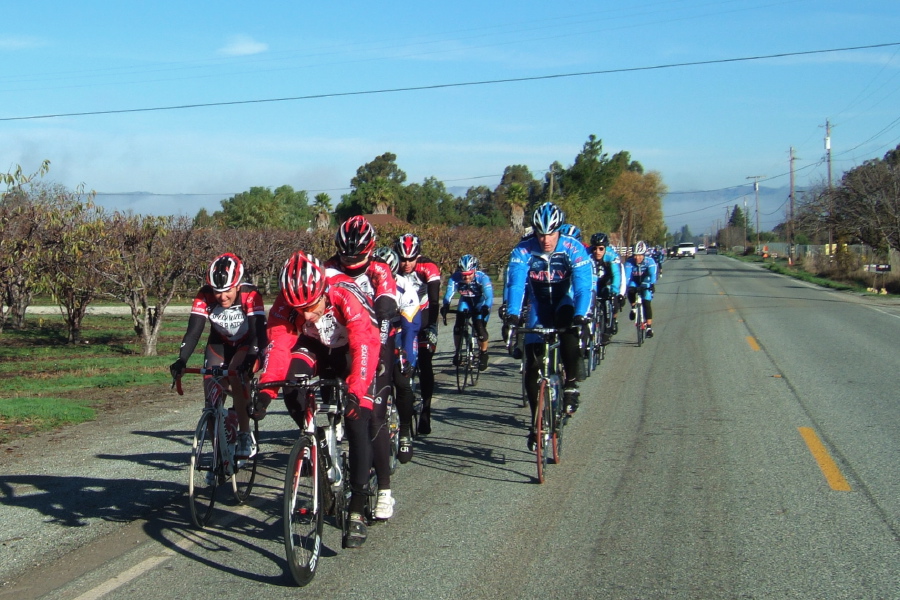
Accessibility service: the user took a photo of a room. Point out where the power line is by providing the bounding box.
[2,41,899,122]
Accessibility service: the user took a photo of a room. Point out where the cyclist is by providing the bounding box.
[255,250,380,548]
[624,240,659,338]
[325,216,399,521]
[504,202,592,450]
[559,223,582,242]
[588,232,623,344]
[393,233,441,435]
[170,253,266,461]
[373,246,419,464]
[441,254,494,372]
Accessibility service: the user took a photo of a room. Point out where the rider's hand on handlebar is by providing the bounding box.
[572,315,588,327]
[440,304,449,325]
[169,358,186,379]
[251,391,273,420]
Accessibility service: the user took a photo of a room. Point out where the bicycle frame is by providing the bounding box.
[452,310,481,391]
[175,366,255,528]
[253,376,351,586]
[511,326,567,484]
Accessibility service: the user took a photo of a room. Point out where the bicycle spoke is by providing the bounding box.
[283,436,323,586]
[188,411,220,528]
[535,380,547,484]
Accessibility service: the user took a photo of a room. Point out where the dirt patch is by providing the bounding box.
[0,380,199,449]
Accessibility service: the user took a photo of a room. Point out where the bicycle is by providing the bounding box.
[634,293,647,347]
[588,293,615,369]
[174,366,259,529]
[511,326,568,484]
[254,376,363,586]
[446,309,480,392]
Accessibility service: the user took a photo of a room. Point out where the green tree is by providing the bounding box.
[403,177,451,225]
[337,152,408,220]
[213,185,312,230]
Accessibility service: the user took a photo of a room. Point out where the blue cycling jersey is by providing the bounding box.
[506,234,593,319]
[443,270,494,314]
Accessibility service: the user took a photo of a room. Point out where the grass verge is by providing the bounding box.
[723,252,871,294]
[0,311,190,444]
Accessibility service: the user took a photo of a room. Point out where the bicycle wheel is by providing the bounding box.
[234,418,259,503]
[534,380,547,484]
[468,332,480,387]
[387,394,399,475]
[409,371,421,438]
[636,304,645,347]
[337,452,351,549]
[592,311,605,369]
[551,383,564,465]
[455,334,470,392]
[283,436,323,586]
[188,411,222,528]
[520,355,528,408]
[582,324,594,376]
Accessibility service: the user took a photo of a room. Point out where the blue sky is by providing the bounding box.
[2,1,899,234]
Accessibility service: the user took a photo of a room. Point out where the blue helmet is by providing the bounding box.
[559,223,582,241]
[531,202,564,235]
[458,254,478,274]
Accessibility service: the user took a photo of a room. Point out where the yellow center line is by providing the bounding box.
[798,427,852,491]
[746,336,760,351]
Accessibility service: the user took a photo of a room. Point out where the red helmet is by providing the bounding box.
[335,216,376,260]
[279,251,326,308]
[394,233,421,260]
[206,253,244,292]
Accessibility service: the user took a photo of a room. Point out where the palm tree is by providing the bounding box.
[507,182,528,233]
[313,193,332,230]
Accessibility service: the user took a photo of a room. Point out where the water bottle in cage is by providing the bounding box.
[548,374,561,413]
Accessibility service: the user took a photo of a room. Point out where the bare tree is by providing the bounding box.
[34,184,107,344]
[0,161,50,332]
[98,214,204,356]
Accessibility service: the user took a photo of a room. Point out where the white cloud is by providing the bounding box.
[0,36,44,50]
[218,35,268,56]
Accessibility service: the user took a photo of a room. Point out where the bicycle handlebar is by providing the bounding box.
[253,376,347,392]
[172,366,244,396]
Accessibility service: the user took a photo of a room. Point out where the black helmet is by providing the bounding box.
[590,232,610,248]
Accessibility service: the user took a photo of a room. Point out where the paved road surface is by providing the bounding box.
[2,255,899,599]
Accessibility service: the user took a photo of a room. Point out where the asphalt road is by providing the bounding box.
[2,255,899,599]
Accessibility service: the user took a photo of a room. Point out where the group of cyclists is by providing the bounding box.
[169,201,660,549]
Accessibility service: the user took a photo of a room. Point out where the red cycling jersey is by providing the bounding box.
[185,283,266,348]
[324,255,398,322]
[258,270,380,407]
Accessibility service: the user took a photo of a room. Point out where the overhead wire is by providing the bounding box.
[2,41,899,122]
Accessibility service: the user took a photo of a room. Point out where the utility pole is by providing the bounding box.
[743,198,748,250]
[789,147,796,264]
[823,119,835,249]
[747,175,765,252]
[825,119,833,189]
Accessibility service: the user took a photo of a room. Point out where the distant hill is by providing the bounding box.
[664,185,792,233]
[92,192,230,218]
